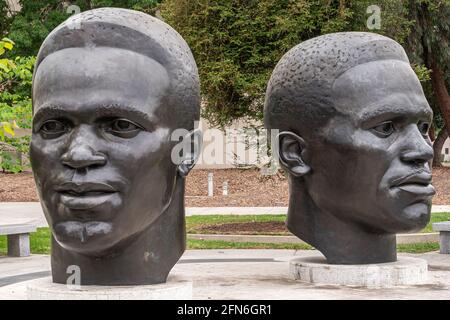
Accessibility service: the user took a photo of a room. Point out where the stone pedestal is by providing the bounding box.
[26,276,192,300]
[290,256,427,287]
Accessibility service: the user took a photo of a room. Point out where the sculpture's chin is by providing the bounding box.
[53,221,120,256]
[395,201,431,233]
[368,201,431,234]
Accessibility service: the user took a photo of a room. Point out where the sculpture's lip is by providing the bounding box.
[58,192,117,210]
[54,182,117,195]
[54,182,118,210]
[390,171,435,197]
[391,171,432,186]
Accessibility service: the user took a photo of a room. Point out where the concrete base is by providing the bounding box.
[290,256,428,288]
[26,276,192,300]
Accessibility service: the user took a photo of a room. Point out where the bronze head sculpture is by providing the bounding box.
[30,8,201,285]
[264,32,435,264]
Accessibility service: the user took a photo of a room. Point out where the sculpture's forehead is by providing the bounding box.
[33,47,171,117]
[331,60,432,122]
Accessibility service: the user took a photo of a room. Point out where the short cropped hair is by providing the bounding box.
[264,32,409,137]
[33,8,200,130]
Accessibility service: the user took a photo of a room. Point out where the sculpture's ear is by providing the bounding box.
[177,129,203,178]
[277,131,311,177]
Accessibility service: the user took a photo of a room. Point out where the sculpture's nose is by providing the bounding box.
[61,126,106,169]
[400,124,433,166]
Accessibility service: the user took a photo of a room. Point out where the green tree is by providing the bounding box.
[0,37,34,173]
[347,0,450,165]
[408,0,450,166]
[1,1,69,56]
[0,1,13,38]
[161,0,450,166]
[1,0,162,56]
[160,0,352,127]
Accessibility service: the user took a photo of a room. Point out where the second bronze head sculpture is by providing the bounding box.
[265,32,435,264]
[30,8,201,285]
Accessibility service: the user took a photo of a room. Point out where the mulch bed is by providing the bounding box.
[0,167,449,206]
[185,169,288,207]
[428,167,450,205]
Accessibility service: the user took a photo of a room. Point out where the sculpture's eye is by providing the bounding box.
[39,120,68,138]
[372,121,395,137]
[418,121,430,136]
[106,118,143,138]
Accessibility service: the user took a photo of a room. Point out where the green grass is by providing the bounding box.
[0,227,51,255]
[0,229,313,254]
[186,214,286,234]
[0,213,447,255]
[186,213,450,235]
[421,212,450,233]
[186,214,288,225]
[397,242,440,253]
[0,230,439,253]
[187,239,313,250]
[189,240,440,253]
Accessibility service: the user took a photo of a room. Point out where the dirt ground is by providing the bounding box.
[0,167,449,206]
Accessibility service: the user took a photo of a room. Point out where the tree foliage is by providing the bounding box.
[1,0,162,56]
[161,0,449,129]
[160,0,352,127]
[406,0,450,70]
[1,0,449,142]
[0,38,34,172]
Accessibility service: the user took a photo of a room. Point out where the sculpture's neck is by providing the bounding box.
[51,177,186,285]
[287,177,396,264]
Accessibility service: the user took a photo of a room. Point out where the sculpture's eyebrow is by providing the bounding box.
[92,104,156,123]
[33,105,67,124]
[33,104,156,127]
[359,105,433,126]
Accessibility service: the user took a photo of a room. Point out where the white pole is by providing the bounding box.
[222,181,228,196]
[208,172,214,197]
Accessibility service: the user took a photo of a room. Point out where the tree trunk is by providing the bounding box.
[418,2,450,143]
[430,58,450,134]
[433,128,448,167]
[429,122,436,141]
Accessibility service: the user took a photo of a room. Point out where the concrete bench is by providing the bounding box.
[0,223,37,257]
[432,221,450,254]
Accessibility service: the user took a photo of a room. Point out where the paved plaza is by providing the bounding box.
[0,249,449,300]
